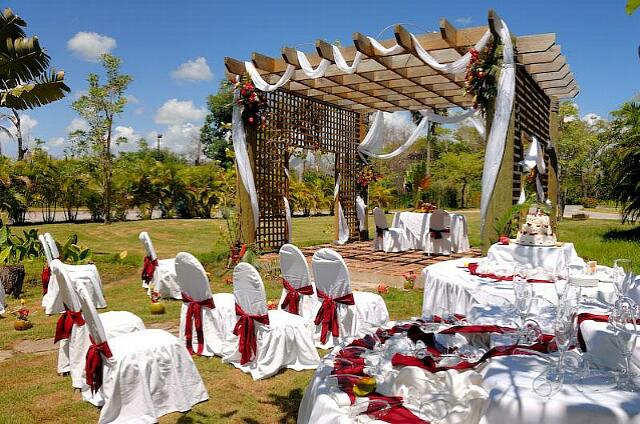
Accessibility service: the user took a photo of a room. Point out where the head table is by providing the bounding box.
[391,212,470,253]
[486,242,584,273]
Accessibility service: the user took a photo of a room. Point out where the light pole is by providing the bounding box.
[156,133,163,158]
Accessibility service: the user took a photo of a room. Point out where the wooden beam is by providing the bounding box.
[519,45,561,65]
[532,64,570,82]
[538,74,574,89]
[526,55,566,75]
[488,9,499,38]
[224,57,245,75]
[439,18,467,54]
[545,83,578,97]
[515,33,556,53]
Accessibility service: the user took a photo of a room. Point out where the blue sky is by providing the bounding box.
[0,0,638,157]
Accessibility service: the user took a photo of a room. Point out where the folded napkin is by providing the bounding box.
[579,319,640,374]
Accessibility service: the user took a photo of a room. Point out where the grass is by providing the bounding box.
[0,213,638,423]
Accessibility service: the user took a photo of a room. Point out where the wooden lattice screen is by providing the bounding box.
[254,89,361,251]
[512,65,552,203]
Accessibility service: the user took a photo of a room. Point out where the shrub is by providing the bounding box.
[582,197,599,209]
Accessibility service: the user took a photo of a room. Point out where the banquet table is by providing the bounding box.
[421,258,616,318]
[486,242,584,273]
[391,212,470,253]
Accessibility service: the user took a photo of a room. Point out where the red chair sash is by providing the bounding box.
[85,338,113,394]
[280,278,314,315]
[233,303,269,365]
[429,227,450,240]
[314,290,355,344]
[41,265,51,295]
[181,292,215,355]
[141,256,158,284]
[53,307,85,344]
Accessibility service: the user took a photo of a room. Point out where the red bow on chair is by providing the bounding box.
[41,265,51,295]
[54,306,85,344]
[280,278,314,316]
[314,290,355,344]
[233,303,269,365]
[85,338,112,394]
[141,256,158,285]
[429,227,450,240]
[181,292,215,355]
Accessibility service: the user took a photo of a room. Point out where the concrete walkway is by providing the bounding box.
[563,205,621,220]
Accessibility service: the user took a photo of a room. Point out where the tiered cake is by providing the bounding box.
[516,211,556,246]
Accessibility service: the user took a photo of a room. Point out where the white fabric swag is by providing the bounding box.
[479,17,516,234]
[334,174,349,245]
[517,135,547,204]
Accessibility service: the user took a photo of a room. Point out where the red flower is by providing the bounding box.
[499,235,510,245]
[377,284,389,294]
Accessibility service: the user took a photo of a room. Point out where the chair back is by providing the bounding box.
[75,282,108,344]
[311,248,352,299]
[372,207,388,230]
[356,196,366,231]
[39,234,53,264]
[175,252,212,301]
[45,233,60,259]
[50,259,81,312]
[279,244,311,290]
[233,263,267,316]
[430,209,450,231]
[138,231,157,260]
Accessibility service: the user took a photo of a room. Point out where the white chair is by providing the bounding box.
[42,232,106,314]
[49,260,145,390]
[450,213,470,253]
[139,231,181,299]
[223,263,320,380]
[311,248,389,349]
[372,207,409,253]
[425,209,453,256]
[278,244,321,322]
[76,281,208,423]
[175,252,237,357]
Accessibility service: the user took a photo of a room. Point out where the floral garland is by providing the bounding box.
[235,76,268,128]
[356,165,381,188]
[464,40,499,111]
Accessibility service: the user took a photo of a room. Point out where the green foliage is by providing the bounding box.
[54,234,92,265]
[493,200,533,239]
[0,220,42,264]
[627,0,640,14]
[582,197,599,208]
[201,80,234,169]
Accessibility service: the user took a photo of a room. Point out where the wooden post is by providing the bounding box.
[548,97,560,235]
[238,125,257,246]
[481,103,516,254]
[358,113,370,241]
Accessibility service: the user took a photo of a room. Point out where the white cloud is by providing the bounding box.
[134,107,145,116]
[49,137,65,147]
[155,123,201,154]
[455,17,472,25]
[155,99,207,125]
[171,57,213,82]
[582,112,604,127]
[383,111,416,141]
[66,117,90,134]
[18,114,38,133]
[125,94,140,104]
[67,32,116,62]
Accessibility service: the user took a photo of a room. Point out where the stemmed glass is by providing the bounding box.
[513,265,533,341]
[609,299,639,391]
[553,265,569,306]
[613,259,633,303]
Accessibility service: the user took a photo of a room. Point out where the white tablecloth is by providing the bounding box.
[421,259,616,318]
[486,242,584,273]
[391,212,470,253]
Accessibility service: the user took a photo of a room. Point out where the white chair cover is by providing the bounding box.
[0,280,5,316]
[450,213,471,253]
[356,195,367,232]
[311,248,389,348]
[42,233,106,314]
[76,284,208,423]
[278,244,321,322]
[372,207,409,253]
[175,252,237,357]
[49,260,145,387]
[223,262,320,380]
[138,231,181,299]
[39,234,53,263]
[425,209,453,255]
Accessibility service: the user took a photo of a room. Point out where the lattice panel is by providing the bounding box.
[513,65,551,203]
[254,89,361,251]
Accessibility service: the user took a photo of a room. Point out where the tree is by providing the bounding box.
[627,0,640,14]
[201,80,234,168]
[71,54,132,224]
[0,8,70,159]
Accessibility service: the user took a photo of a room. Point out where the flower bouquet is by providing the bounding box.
[236,77,267,128]
[12,299,33,331]
[402,270,417,290]
[149,288,166,315]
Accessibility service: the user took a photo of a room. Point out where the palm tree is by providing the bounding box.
[609,101,640,223]
[0,8,70,159]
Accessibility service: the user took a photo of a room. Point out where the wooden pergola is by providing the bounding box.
[225,10,577,252]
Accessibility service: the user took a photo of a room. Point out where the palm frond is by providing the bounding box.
[0,9,26,41]
[0,36,50,82]
[1,69,70,109]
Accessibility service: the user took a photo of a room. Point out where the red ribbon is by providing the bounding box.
[280,278,314,316]
[314,291,355,344]
[141,256,158,284]
[233,303,269,365]
[467,263,553,283]
[182,292,215,355]
[53,307,85,344]
[41,265,51,295]
[430,227,450,240]
[85,338,112,394]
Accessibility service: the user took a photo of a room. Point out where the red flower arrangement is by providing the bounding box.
[464,41,498,111]
[150,291,161,304]
[499,235,510,245]
[402,270,417,290]
[377,283,389,295]
[357,165,381,188]
[236,78,267,128]
[266,300,277,310]
[414,201,437,213]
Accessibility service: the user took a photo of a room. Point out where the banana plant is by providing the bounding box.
[54,234,93,265]
[0,220,42,264]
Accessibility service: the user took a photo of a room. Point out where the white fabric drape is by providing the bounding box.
[518,136,547,204]
[411,30,492,74]
[232,86,260,228]
[333,174,349,245]
[244,61,294,92]
[332,47,362,73]
[296,51,331,78]
[283,197,293,243]
[479,17,516,234]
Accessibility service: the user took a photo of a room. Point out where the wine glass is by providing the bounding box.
[609,299,639,391]
[553,265,569,305]
[347,399,391,419]
[613,259,633,301]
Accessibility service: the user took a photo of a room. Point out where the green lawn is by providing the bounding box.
[0,213,638,423]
